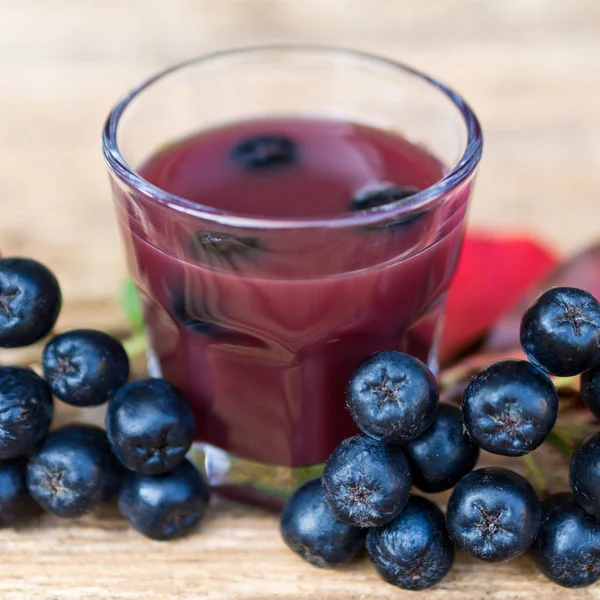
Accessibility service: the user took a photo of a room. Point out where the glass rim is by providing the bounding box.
[102,44,483,230]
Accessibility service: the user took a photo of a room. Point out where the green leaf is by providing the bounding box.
[120,278,144,334]
[122,331,147,359]
[546,430,575,459]
[522,454,547,494]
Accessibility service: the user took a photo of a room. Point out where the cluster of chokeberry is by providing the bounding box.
[0,257,209,540]
[4,249,600,588]
[280,286,600,590]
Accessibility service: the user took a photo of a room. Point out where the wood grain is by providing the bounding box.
[0,501,590,600]
[1,1,600,598]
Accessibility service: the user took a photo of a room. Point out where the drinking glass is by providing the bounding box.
[102,46,483,509]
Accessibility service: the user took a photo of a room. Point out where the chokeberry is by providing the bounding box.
[520,286,600,377]
[42,329,129,407]
[531,493,600,588]
[0,366,54,459]
[0,257,61,348]
[446,467,541,563]
[580,364,600,420]
[0,457,40,526]
[403,403,479,493]
[366,495,454,590]
[26,424,124,518]
[350,183,418,211]
[569,432,600,519]
[169,293,263,346]
[186,230,264,269]
[118,459,210,541]
[461,360,558,457]
[280,478,365,568]
[231,135,297,170]
[322,434,412,528]
[347,351,438,444]
[106,379,195,475]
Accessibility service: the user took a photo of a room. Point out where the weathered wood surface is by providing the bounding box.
[1,1,600,598]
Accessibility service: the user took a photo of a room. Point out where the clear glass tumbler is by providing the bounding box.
[102,46,482,510]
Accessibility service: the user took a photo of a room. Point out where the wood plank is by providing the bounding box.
[0,503,589,600]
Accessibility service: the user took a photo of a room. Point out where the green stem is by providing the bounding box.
[546,430,575,459]
[122,331,147,359]
[522,454,547,494]
[552,375,579,390]
[554,422,589,443]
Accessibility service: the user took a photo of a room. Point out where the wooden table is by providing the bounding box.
[1,1,600,597]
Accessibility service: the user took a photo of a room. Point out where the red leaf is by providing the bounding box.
[486,243,600,352]
[440,231,559,365]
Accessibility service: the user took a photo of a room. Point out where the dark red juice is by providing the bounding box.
[121,118,467,467]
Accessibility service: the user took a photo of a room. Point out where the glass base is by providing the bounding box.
[151,310,445,512]
[150,335,324,511]
[188,443,324,512]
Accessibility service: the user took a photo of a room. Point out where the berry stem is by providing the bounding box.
[122,331,147,360]
[546,430,575,459]
[554,422,589,443]
[522,454,547,494]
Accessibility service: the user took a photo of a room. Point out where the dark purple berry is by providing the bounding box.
[350,182,419,211]
[0,257,61,348]
[26,424,124,518]
[0,366,54,459]
[531,493,600,588]
[106,379,195,475]
[280,478,365,568]
[446,467,541,563]
[231,135,297,170]
[118,459,210,541]
[462,360,558,457]
[347,351,438,444]
[569,432,600,519]
[322,434,412,528]
[581,364,600,420]
[520,286,600,377]
[0,457,41,526]
[351,183,424,229]
[367,495,454,590]
[403,403,479,493]
[42,329,129,407]
[186,230,264,268]
[169,293,263,346]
